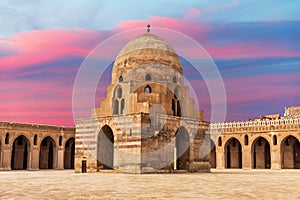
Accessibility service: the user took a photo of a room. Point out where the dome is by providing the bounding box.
[117,33,177,57]
[112,33,182,83]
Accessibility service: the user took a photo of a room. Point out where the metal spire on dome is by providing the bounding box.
[147,24,150,33]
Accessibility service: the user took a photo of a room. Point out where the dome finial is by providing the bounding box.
[147,24,150,33]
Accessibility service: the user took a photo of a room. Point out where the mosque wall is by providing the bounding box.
[75,112,210,173]
[0,121,75,170]
[209,117,300,170]
[75,32,300,173]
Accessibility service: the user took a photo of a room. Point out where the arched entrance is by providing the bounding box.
[252,137,271,169]
[97,125,114,170]
[281,135,300,169]
[210,140,216,168]
[11,135,30,170]
[175,127,190,170]
[64,137,75,169]
[225,138,242,168]
[39,136,56,169]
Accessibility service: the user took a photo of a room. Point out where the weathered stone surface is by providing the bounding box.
[75,33,210,173]
[0,121,75,171]
[209,110,300,170]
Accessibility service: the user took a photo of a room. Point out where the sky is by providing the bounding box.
[0,0,300,126]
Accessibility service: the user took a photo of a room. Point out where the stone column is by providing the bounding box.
[30,147,40,170]
[242,148,251,169]
[216,148,225,169]
[2,146,11,170]
[57,147,64,169]
[271,149,281,169]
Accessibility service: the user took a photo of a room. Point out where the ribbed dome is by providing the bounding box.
[111,33,182,83]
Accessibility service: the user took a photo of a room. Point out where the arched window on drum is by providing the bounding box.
[172,88,181,117]
[145,73,151,81]
[112,86,125,115]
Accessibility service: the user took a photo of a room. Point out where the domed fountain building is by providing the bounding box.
[74,28,210,173]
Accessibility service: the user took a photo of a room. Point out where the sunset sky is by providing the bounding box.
[1,1,300,126]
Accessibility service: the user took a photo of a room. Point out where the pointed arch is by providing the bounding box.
[145,73,151,81]
[119,76,123,83]
[273,135,277,145]
[251,136,271,169]
[280,135,300,169]
[175,126,190,170]
[244,135,249,145]
[64,137,75,169]
[5,133,9,144]
[112,85,124,115]
[224,137,242,168]
[172,76,177,83]
[34,134,38,145]
[39,136,56,169]
[172,88,181,117]
[59,135,63,146]
[218,137,222,146]
[11,135,30,170]
[97,125,114,170]
[144,85,152,93]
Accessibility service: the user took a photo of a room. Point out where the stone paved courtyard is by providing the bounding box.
[0,169,299,199]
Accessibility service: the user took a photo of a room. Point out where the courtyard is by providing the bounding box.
[0,169,299,199]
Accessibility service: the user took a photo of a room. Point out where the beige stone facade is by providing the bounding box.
[75,31,300,173]
[209,107,300,170]
[0,121,75,170]
[75,33,210,173]
[284,105,300,118]
[1,31,299,174]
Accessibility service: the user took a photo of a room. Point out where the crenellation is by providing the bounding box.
[208,109,300,170]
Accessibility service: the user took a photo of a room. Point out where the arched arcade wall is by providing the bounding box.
[0,121,75,170]
[210,118,300,169]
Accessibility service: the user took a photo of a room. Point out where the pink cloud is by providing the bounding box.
[185,72,300,121]
[0,29,105,70]
[206,42,300,59]
[0,78,75,126]
[116,17,300,59]
[1,14,299,126]
[224,73,300,104]
[2,16,297,74]
[117,16,211,37]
